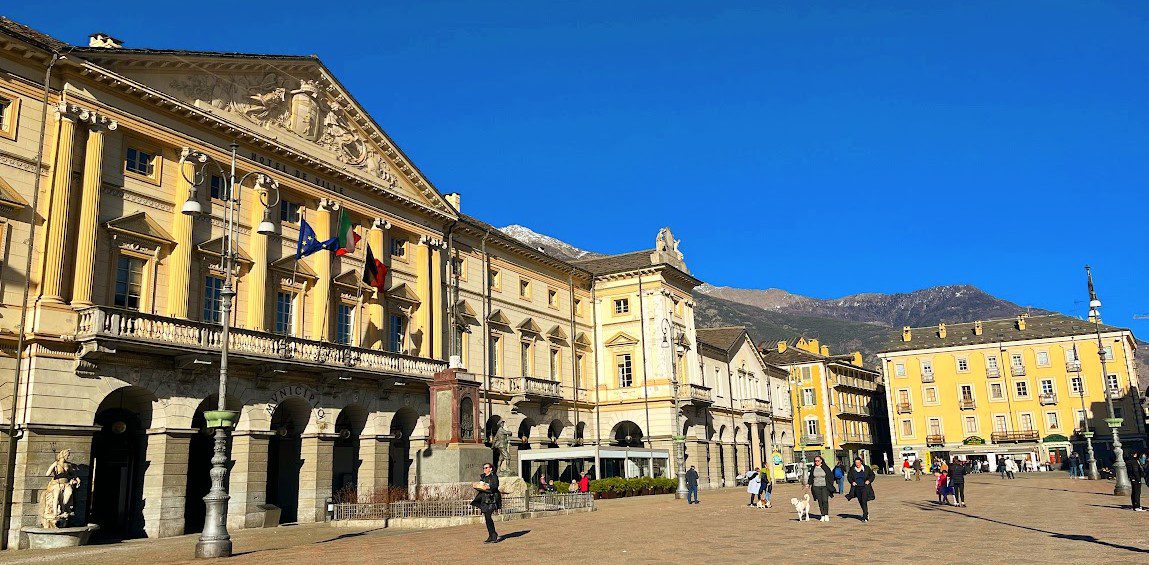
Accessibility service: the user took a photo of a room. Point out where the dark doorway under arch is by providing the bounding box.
[332,405,368,502]
[266,397,311,523]
[388,408,418,492]
[90,386,153,541]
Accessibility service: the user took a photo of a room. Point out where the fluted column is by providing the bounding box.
[38,104,77,304]
[367,218,387,348]
[72,116,117,306]
[414,236,431,358]
[310,199,335,340]
[430,242,444,359]
[166,148,197,318]
[246,181,271,330]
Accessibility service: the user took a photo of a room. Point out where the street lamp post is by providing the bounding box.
[790,368,808,486]
[1086,266,1130,496]
[180,143,280,559]
[663,319,688,500]
[1073,342,1100,480]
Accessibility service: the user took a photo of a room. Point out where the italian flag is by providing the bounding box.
[334,209,360,256]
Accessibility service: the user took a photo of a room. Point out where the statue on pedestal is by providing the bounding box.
[494,421,512,476]
[40,450,81,528]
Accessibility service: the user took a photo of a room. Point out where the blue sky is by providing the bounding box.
[8,1,1147,334]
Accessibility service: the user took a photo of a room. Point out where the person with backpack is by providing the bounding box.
[949,456,968,507]
[758,468,773,507]
[834,461,847,495]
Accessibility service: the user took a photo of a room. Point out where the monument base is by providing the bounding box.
[23,525,99,549]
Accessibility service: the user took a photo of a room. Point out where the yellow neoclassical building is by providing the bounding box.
[878,314,1143,471]
[761,338,883,467]
[0,17,791,548]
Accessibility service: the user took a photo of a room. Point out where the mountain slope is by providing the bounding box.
[498,225,603,261]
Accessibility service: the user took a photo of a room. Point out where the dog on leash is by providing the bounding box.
[790,494,811,521]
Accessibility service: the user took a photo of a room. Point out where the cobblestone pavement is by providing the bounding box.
[3,473,1147,564]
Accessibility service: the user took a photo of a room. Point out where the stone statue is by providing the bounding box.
[494,421,512,476]
[40,450,81,528]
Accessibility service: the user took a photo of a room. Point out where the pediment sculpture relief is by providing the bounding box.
[170,73,399,190]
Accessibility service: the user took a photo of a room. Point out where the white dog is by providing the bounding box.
[790,493,811,521]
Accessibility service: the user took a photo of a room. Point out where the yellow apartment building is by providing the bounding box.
[878,314,1143,471]
[761,338,883,467]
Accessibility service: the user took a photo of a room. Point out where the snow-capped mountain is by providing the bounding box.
[498,225,603,261]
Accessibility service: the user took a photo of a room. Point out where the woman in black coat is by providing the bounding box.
[845,457,876,522]
[806,455,836,522]
[471,462,502,543]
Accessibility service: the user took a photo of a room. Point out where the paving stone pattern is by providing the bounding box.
[2,473,1146,564]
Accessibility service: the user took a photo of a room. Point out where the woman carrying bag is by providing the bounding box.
[806,455,836,522]
[471,462,502,544]
[844,457,876,522]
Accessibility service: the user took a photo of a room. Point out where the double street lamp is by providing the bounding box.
[662,319,688,500]
[179,142,280,559]
[1085,266,1131,496]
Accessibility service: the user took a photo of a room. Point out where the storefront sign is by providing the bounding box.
[962,436,986,445]
[1042,434,1069,443]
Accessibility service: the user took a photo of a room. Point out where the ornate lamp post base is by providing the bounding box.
[673,435,688,499]
[196,410,237,559]
[1082,431,1099,481]
[1106,418,1132,496]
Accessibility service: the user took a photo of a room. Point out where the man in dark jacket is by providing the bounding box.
[845,457,876,522]
[1127,452,1145,511]
[949,456,968,507]
[685,465,700,504]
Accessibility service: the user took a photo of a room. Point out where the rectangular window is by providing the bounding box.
[921,360,933,374]
[575,353,584,389]
[1019,413,1035,431]
[488,334,501,376]
[928,418,942,436]
[802,388,815,406]
[1010,353,1024,368]
[1036,351,1050,367]
[488,268,501,290]
[209,175,228,201]
[900,419,913,437]
[986,356,999,370]
[1070,376,1084,395]
[1075,409,1088,431]
[1066,347,1079,362]
[275,291,294,335]
[547,288,558,308]
[897,389,910,404]
[1015,380,1029,398]
[456,326,468,366]
[613,298,630,314]
[806,419,819,436]
[989,382,1004,400]
[1045,411,1060,430]
[960,385,973,402]
[520,340,533,375]
[519,279,531,299]
[993,414,1009,432]
[280,199,302,224]
[1106,374,1120,394]
[0,96,11,134]
[388,314,407,352]
[125,146,156,177]
[1040,379,1054,396]
[336,303,354,345]
[113,256,144,310]
[390,237,407,258]
[924,387,938,404]
[956,357,969,372]
[894,363,906,377]
[617,354,633,387]
[202,276,224,323]
[801,366,813,382]
[963,416,978,434]
[574,298,583,316]
[1103,346,1114,361]
[451,257,466,280]
[549,348,559,380]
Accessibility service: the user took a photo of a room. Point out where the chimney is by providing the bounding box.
[88,32,123,48]
[820,345,829,356]
[938,323,947,338]
[852,352,863,366]
[902,327,912,342]
[808,339,820,353]
[1016,315,1026,331]
[777,341,787,353]
[444,192,461,211]
[974,321,983,336]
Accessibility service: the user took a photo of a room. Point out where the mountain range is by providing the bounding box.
[498,225,1147,373]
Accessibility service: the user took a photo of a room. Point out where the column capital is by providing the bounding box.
[318,197,339,211]
[57,101,118,131]
[372,218,391,231]
[418,234,447,249]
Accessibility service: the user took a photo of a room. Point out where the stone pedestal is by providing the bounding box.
[9,425,100,549]
[142,429,195,538]
[416,443,493,489]
[227,431,270,530]
[297,434,335,523]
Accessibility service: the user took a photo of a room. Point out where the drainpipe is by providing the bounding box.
[591,285,602,477]
[726,358,737,477]
[445,221,456,363]
[480,229,491,432]
[636,274,653,477]
[3,50,63,550]
[568,269,578,444]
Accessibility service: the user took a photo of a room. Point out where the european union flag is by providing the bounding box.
[296,218,338,259]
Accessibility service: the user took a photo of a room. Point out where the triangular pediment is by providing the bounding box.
[517,318,543,335]
[606,332,639,347]
[387,282,421,304]
[0,176,29,210]
[270,255,318,279]
[334,269,367,290]
[105,212,174,245]
[487,309,512,327]
[547,325,568,342]
[81,52,456,217]
[456,300,479,319]
[574,332,593,348]
[196,237,253,264]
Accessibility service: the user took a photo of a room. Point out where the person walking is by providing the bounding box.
[845,457,876,522]
[758,469,773,508]
[1069,452,1082,479]
[998,456,1007,479]
[913,458,923,481]
[807,455,835,522]
[1005,458,1018,479]
[685,465,699,504]
[949,456,968,507]
[834,461,847,495]
[936,468,950,505]
[471,462,502,544]
[902,458,912,481]
[1127,452,1144,511]
[578,472,591,493]
[747,471,762,506]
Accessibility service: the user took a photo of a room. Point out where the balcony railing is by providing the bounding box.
[839,405,873,416]
[76,306,446,379]
[986,368,1001,378]
[801,433,824,445]
[678,383,714,405]
[1108,388,1125,400]
[896,402,912,414]
[1011,365,1026,376]
[959,399,976,410]
[926,434,946,446]
[991,430,1040,443]
[510,376,563,400]
[833,376,879,391]
[1039,393,1058,405]
[843,433,872,444]
[920,371,935,383]
[740,398,772,414]
[1065,361,1081,373]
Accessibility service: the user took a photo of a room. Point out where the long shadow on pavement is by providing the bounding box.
[902,501,1149,555]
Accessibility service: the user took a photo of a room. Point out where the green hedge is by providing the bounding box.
[587,477,677,497]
